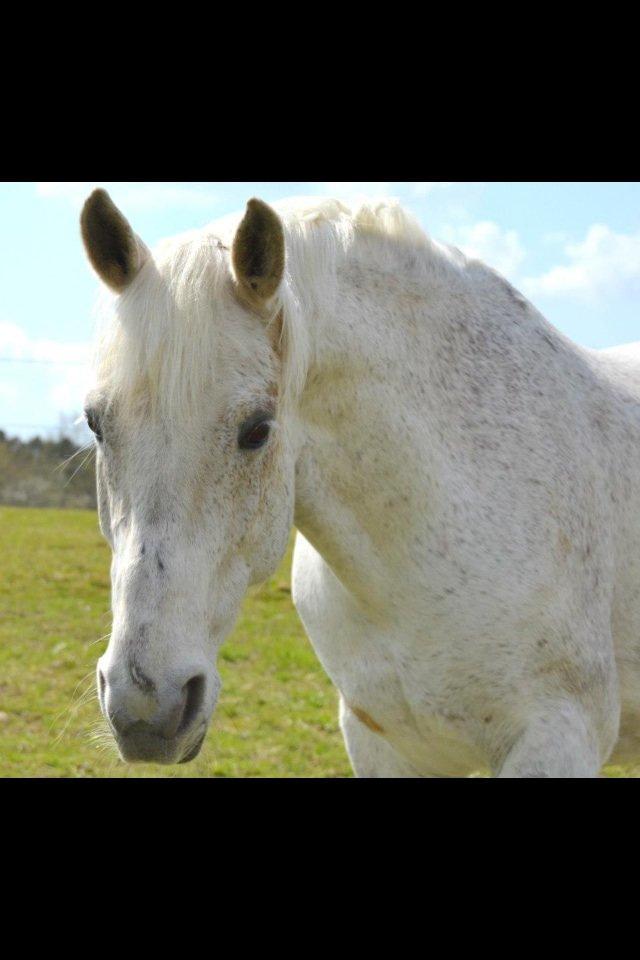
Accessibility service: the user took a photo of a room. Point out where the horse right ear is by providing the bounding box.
[232,198,285,304]
[80,189,148,293]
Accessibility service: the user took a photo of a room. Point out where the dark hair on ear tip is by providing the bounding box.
[80,189,143,293]
[232,198,285,301]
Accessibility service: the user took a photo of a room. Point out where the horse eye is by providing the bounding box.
[238,416,271,451]
[85,410,103,443]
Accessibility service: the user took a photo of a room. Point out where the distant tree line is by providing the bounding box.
[0,430,96,509]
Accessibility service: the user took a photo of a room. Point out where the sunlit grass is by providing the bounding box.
[0,506,351,778]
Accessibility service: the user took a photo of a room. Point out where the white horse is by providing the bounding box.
[80,188,640,777]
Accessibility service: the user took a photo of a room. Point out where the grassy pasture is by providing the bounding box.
[0,506,351,777]
[0,505,636,778]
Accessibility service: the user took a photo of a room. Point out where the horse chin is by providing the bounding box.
[116,738,181,765]
[114,724,208,766]
[178,730,207,764]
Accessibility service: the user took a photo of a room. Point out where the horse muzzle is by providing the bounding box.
[97,658,212,764]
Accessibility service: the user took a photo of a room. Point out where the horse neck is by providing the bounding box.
[290,239,457,611]
[289,233,593,612]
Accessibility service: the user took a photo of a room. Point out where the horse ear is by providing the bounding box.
[80,189,147,293]
[232,198,285,303]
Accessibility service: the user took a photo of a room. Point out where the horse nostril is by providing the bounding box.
[100,668,207,743]
[179,674,206,736]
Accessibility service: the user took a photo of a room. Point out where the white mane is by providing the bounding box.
[93,197,466,416]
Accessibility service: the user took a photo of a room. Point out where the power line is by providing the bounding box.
[0,357,88,366]
[1,423,79,430]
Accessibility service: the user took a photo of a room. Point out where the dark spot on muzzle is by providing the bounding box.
[129,659,156,694]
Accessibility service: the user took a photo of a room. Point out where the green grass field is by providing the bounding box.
[1,505,636,777]
[0,506,351,777]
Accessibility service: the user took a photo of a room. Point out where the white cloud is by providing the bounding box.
[523,224,640,301]
[0,321,90,364]
[442,221,526,279]
[0,321,92,418]
[37,181,219,211]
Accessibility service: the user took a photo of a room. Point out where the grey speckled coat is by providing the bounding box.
[81,191,640,777]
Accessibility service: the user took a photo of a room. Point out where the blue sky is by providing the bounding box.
[1,180,640,439]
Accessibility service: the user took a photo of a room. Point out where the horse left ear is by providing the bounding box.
[232,198,285,303]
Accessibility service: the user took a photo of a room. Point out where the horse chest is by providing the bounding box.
[293,534,492,776]
[315,621,489,777]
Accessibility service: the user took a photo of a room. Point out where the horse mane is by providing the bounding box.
[93,197,467,416]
